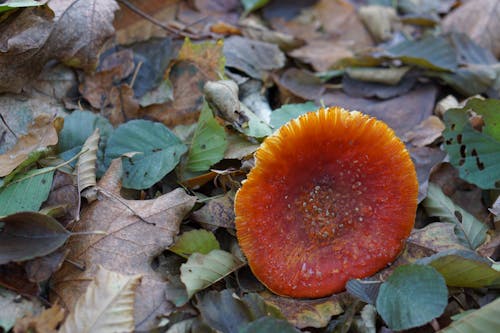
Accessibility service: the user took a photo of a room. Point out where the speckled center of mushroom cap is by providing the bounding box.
[235,107,418,298]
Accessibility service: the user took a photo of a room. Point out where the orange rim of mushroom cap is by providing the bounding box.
[235,107,418,298]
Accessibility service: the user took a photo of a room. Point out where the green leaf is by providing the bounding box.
[422,183,488,249]
[443,99,500,189]
[105,120,187,189]
[241,0,270,13]
[0,168,54,216]
[418,249,500,288]
[440,298,500,333]
[169,229,220,259]
[239,317,300,333]
[376,264,447,331]
[0,212,70,264]
[180,249,244,299]
[243,110,273,138]
[386,35,458,71]
[0,0,46,13]
[58,110,113,176]
[270,102,318,130]
[186,103,228,172]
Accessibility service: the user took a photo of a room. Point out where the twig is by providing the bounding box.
[0,113,17,139]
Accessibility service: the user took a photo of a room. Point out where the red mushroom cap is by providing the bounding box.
[235,107,418,298]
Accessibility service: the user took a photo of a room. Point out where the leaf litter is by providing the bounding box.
[0,0,499,332]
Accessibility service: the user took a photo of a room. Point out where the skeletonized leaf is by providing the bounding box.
[181,249,244,299]
[0,212,70,264]
[59,266,141,333]
[169,229,220,259]
[440,298,500,333]
[422,183,488,249]
[77,128,100,193]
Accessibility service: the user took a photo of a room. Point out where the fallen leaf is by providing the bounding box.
[314,0,373,46]
[145,39,225,126]
[408,223,470,253]
[442,0,500,58]
[224,36,285,79]
[341,70,418,100]
[358,5,398,42]
[422,183,489,250]
[0,0,119,93]
[0,168,55,216]
[275,68,325,101]
[114,0,180,44]
[0,212,70,264]
[403,115,445,147]
[318,84,438,137]
[59,266,141,333]
[25,248,69,283]
[191,192,236,230]
[288,40,354,72]
[77,128,99,194]
[0,115,58,177]
[0,263,40,297]
[196,290,285,333]
[0,287,43,332]
[169,229,220,259]
[13,304,64,333]
[50,159,196,331]
[180,249,244,299]
[439,297,500,333]
[261,291,346,329]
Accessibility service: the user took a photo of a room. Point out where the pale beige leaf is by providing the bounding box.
[77,128,99,193]
[442,0,500,57]
[59,266,141,333]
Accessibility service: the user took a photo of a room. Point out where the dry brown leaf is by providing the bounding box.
[314,0,373,46]
[59,266,141,333]
[442,0,500,58]
[288,40,354,72]
[114,0,180,44]
[13,304,65,333]
[403,115,445,147]
[50,159,197,331]
[106,84,140,126]
[0,114,59,177]
[0,0,119,93]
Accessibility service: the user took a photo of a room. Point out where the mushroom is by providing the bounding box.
[235,107,418,298]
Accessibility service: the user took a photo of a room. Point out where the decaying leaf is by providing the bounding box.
[261,291,346,329]
[13,304,65,333]
[422,183,488,250]
[0,115,59,177]
[0,0,119,93]
[0,287,44,332]
[50,159,196,331]
[59,266,141,333]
